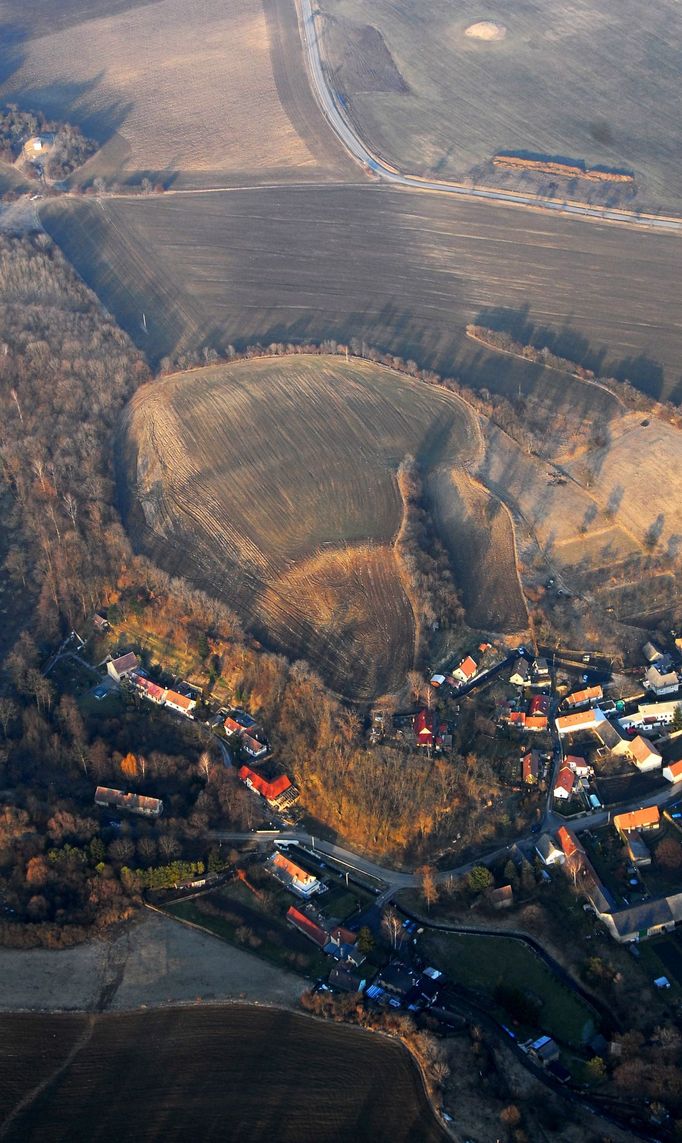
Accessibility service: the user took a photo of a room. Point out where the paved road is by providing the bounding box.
[211,772,681,896]
[297,0,682,235]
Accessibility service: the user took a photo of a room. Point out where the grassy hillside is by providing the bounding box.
[317,0,682,210]
[120,354,485,698]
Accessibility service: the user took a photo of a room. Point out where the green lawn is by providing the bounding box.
[423,931,597,1048]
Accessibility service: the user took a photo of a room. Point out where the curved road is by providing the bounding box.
[298,0,682,235]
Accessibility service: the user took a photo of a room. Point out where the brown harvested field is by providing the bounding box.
[0,0,355,188]
[120,354,478,698]
[429,466,528,633]
[316,0,682,210]
[40,187,682,402]
[0,1008,446,1143]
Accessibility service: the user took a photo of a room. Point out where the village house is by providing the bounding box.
[600,898,677,943]
[663,759,682,784]
[553,764,576,800]
[565,754,590,777]
[644,664,680,697]
[622,830,652,867]
[613,734,662,772]
[325,926,365,967]
[613,806,660,834]
[238,766,299,810]
[286,905,328,948]
[509,658,530,687]
[430,673,446,688]
[241,733,268,760]
[92,612,110,632]
[328,964,366,993]
[134,676,166,704]
[107,651,140,683]
[535,833,564,866]
[555,707,603,737]
[269,851,321,897]
[521,749,540,784]
[564,685,603,709]
[414,708,436,748]
[643,641,664,664]
[619,700,681,733]
[531,657,550,681]
[526,694,549,731]
[94,785,163,818]
[488,884,514,910]
[163,689,196,718]
[452,656,477,685]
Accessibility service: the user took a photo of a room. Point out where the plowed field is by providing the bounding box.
[0,1008,446,1143]
[120,354,479,698]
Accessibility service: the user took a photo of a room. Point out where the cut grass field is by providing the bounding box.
[422,931,597,1048]
[317,0,682,210]
[120,354,480,698]
[0,0,355,188]
[0,1008,446,1143]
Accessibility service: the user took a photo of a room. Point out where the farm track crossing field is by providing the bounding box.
[40,187,682,402]
[121,354,478,698]
[0,0,356,188]
[0,1008,446,1142]
[317,0,682,211]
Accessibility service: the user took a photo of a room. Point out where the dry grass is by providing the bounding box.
[0,0,353,187]
[121,354,478,698]
[317,0,682,209]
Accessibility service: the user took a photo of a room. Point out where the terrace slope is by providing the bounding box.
[120,355,481,699]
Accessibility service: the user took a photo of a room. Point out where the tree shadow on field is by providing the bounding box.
[6,73,132,147]
[608,354,665,402]
[473,303,609,376]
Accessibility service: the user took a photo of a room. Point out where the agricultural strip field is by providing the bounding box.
[0,1008,446,1143]
[316,0,682,211]
[40,187,682,401]
[120,354,479,699]
[0,0,356,188]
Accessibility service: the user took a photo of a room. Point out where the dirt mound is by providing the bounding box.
[465,21,507,41]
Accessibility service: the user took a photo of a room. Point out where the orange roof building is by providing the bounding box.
[663,759,682,784]
[238,766,298,807]
[555,708,601,736]
[164,689,196,716]
[565,685,603,708]
[453,656,478,683]
[613,806,661,833]
[286,906,328,948]
[556,825,583,861]
[271,851,320,897]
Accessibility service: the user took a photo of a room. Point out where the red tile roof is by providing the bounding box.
[565,685,603,708]
[458,656,478,680]
[614,806,660,832]
[238,766,292,801]
[529,695,549,715]
[557,826,582,860]
[286,906,328,947]
[165,689,194,711]
[553,766,575,796]
[522,751,539,782]
[414,709,435,745]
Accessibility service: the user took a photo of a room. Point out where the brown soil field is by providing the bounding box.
[0,1007,446,1143]
[40,187,682,403]
[316,0,682,210]
[0,0,355,188]
[120,354,478,698]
